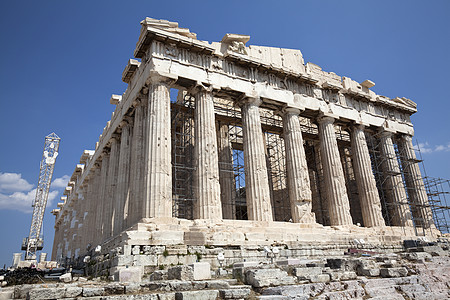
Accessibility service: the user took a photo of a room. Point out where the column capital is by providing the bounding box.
[352,123,366,131]
[146,71,178,86]
[378,128,394,138]
[317,115,335,125]
[282,106,303,116]
[119,116,133,129]
[240,96,262,107]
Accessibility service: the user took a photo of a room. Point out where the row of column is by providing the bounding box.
[61,78,435,255]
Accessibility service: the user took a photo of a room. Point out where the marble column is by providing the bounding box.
[351,125,385,227]
[145,79,172,218]
[398,134,435,228]
[217,122,236,219]
[318,116,353,226]
[128,99,146,226]
[193,87,222,219]
[283,108,315,223]
[379,131,413,227]
[94,154,109,245]
[113,120,132,236]
[241,97,273,222]
[84,164,100,249]
[105,136,120,239]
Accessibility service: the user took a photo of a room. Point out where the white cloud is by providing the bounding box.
[52,175,70,189]
[0,189,59,213]
[0,172,33,193]
[414,142,450,154]
[0,172,68,213]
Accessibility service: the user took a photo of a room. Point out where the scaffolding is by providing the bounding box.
[169,90,449,234]
[171,92,195,219]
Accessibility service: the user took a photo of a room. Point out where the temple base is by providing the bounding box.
[83,218,442,278]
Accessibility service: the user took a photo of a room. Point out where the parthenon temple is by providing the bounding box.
[51,18,441,267]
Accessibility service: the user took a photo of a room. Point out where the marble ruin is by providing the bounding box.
[51,18,441,272]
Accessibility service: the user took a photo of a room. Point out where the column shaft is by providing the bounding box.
[105,137,120,239]
[379,132,413,227]
[94,155,109,245]
[128,101,146,225]
[193,88,222,219]
[283,109,315,223]
[398,135,435,228]
[351,125,385,227]
[318,116,353,225]
[113,122,132,236]
[217,123,236,219]
[241,98,273,222]
[145,81,172,218]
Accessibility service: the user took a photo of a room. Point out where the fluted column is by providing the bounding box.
[398,134,435,228]
[379,131,413,227]
[105,136,120,239]
[217,122,236,219]
[113,120,132,236]
[283,108,315,223]
[351,125,385,227]
[95,153,109,245]
[84,164,100,249]
[128,99,146,226]
[145,79,172,218]
[318,116,353,225]
[241,97,273,222]
[193,87,222,220]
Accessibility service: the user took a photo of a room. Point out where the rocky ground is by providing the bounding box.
[0,244,448,300]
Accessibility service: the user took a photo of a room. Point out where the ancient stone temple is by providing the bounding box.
[51,18,440,270]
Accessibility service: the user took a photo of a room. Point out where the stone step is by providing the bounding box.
[175,289,219,300]
[0,289,14,300]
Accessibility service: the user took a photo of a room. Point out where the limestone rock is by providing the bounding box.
[245,268,296,288]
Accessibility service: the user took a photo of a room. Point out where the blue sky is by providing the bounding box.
[0,1,449,267]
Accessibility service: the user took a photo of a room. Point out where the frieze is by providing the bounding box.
[148,38,413,126]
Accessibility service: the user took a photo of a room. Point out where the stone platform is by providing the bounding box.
[86,218,441,276]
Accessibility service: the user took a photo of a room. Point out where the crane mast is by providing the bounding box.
[22,133,60,260]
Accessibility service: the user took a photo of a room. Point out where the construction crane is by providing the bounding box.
[21,133,61,260]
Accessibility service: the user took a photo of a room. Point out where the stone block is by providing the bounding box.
[219,287,251,299]
[59,272,72,283]
[190,262,211,280]
[175,290,219,300]
[205,280,230,289]
[152,231,184,245]
[83,287,105,297]
[184,231,206,245]
[168,265,194,281]
[328,271,357,281]
[27,287,66,300]
[308,274,330,283]
[124,282,141,294]
[245,268,296,288]
[233,261,259,268]
[158,255,179,266]
[275,259,301,266]
[404,252,432,263]
[65,286,82,298]
[134,254,157,266]
[105,282,125,295]
[118,266,144,282]
[150,270,168,281]
[380,267,408,278]
[169,281,193,291]
[294,267,322,279]
[166,245,188,255]
[0,290,14,300]
[358,268,380,277]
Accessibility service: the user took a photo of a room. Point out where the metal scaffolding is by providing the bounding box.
[169,90,449,234]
